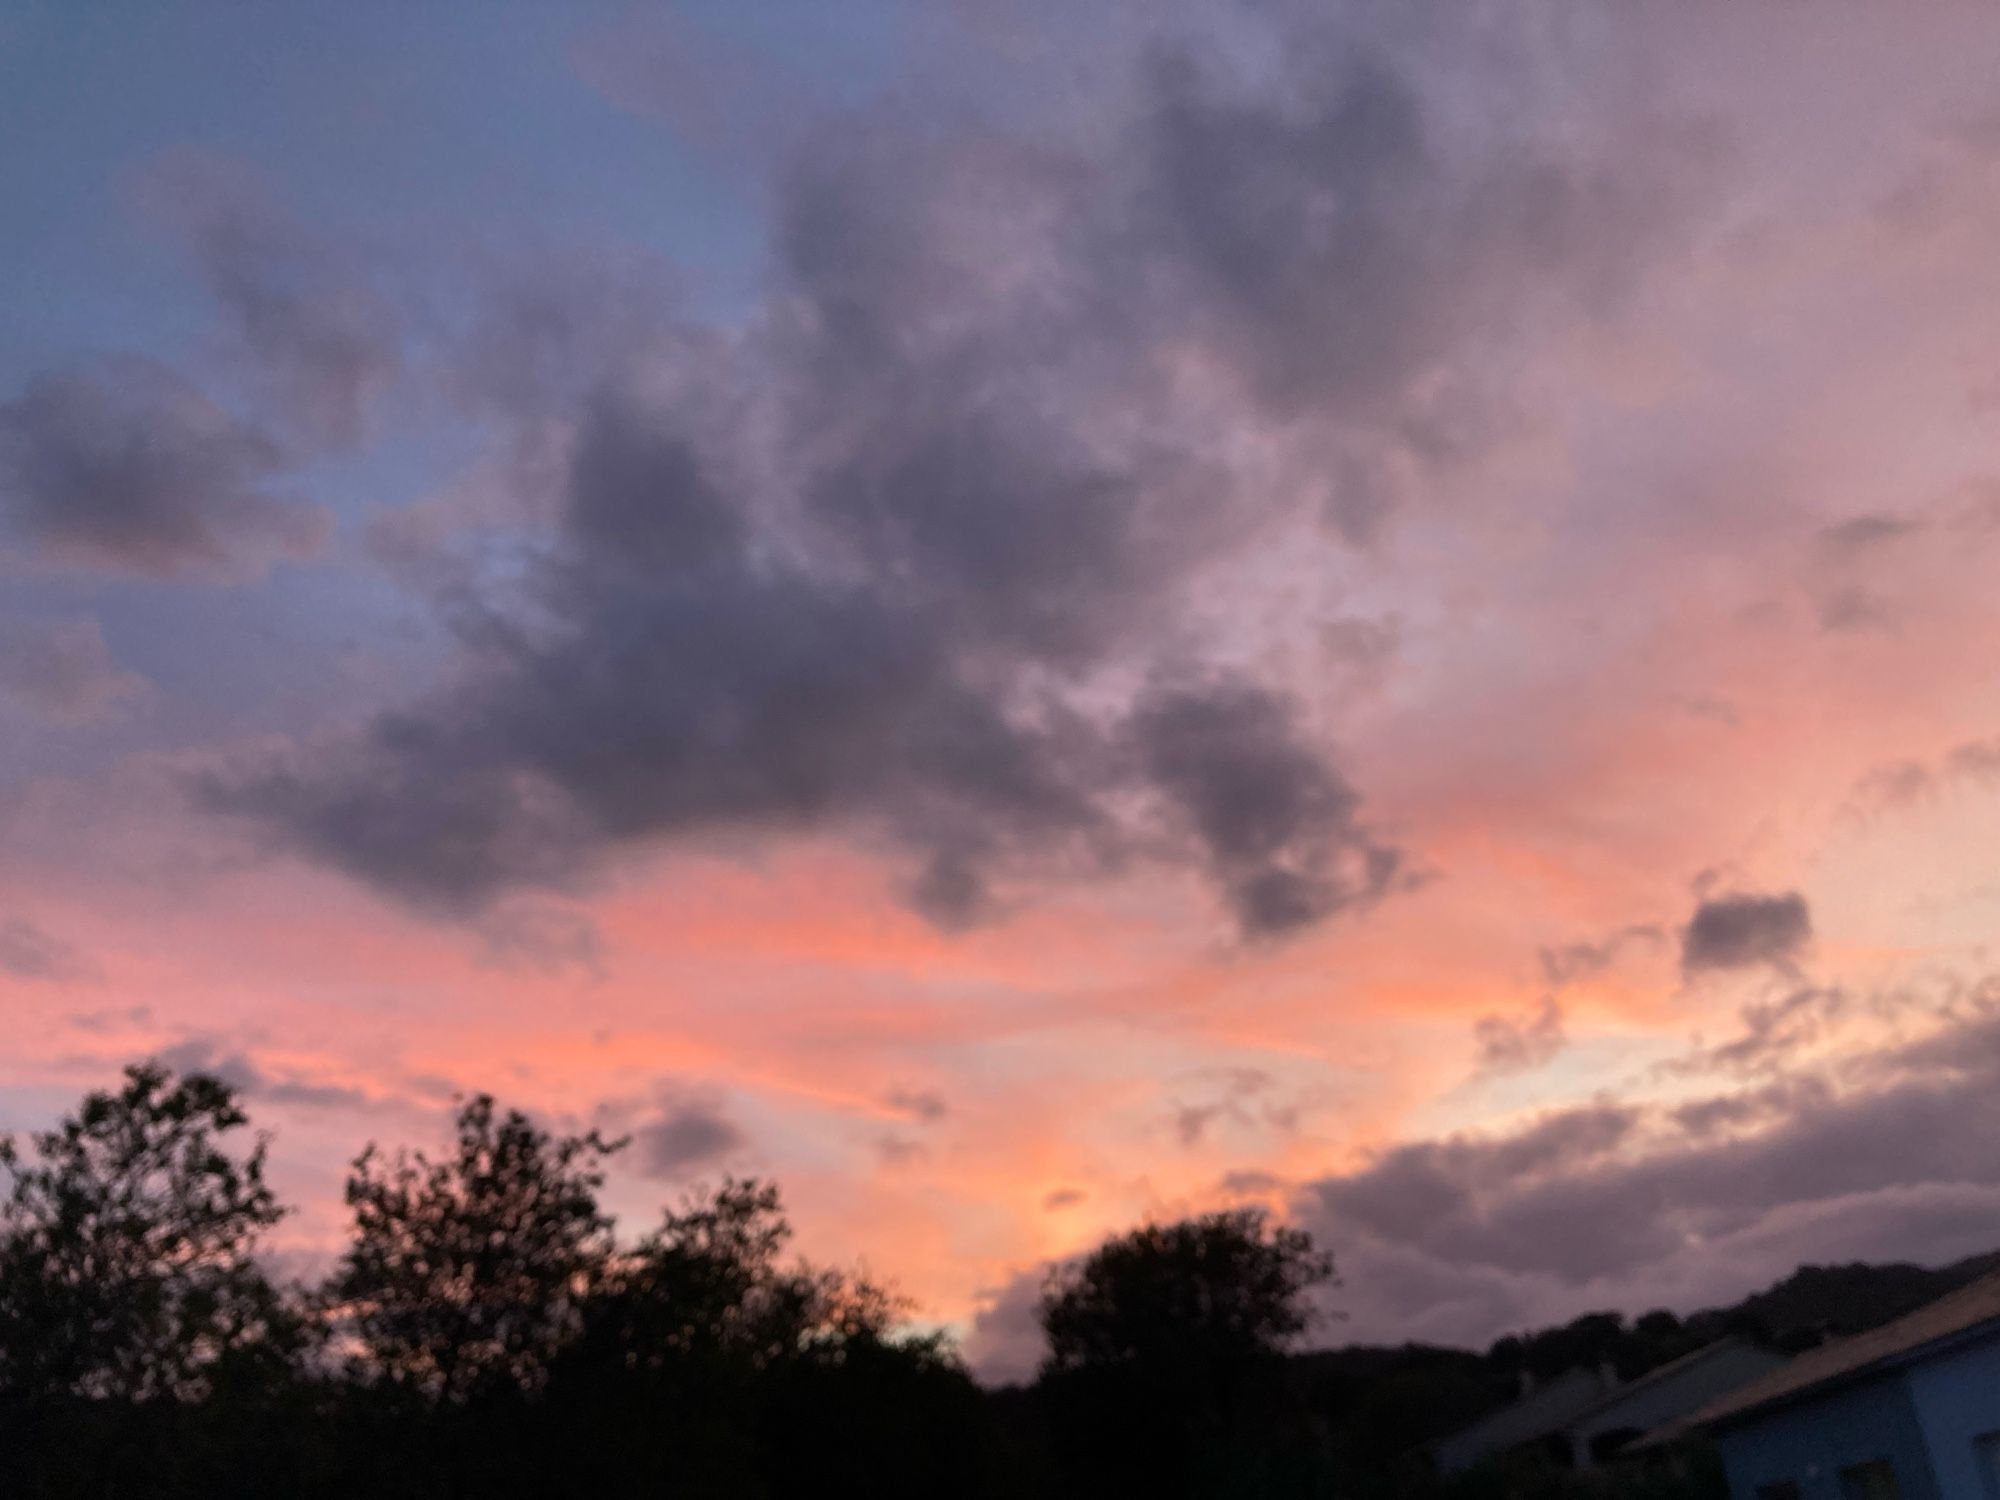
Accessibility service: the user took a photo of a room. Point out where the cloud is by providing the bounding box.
[1132,678,1400,938]
[1951,740,2000,780]
[634,1097,747,1178]
[202,6,1701,937]
[151,1037,371,1111]
[1473,996,1566,1075]
[1173,1103,1223,1148]
[67,1004,152,1034]
[0,616,144,725]
[1290,992,2000,1347]
[1818,513,1923,556]
[1670,1075,1833,1138]
[1670,986,1848,1078]
[1851,734,2000,813]
[1816,583,1897,634]
[1320,615,1400,670]
[884,1086,949,1123]
[964,1263,1051,1386]
[1220,1170,1284,1197]
[1851,758,1941,814]
[0,357,328,579]
[1168,1065,1298,1147]
[1042,1187,1086,1211]
[0,919,89,983]
[1122,32,1704,434]
[473,902,605,978]
[1680,890,1812,977]
[876,1136,927,1168]
[1675,694,1741,728]
[140,149,401,451]
[1539,924,1665,988]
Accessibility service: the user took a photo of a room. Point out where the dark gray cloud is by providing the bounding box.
[1289,993,2000,1347]
[142,150,401,451]
[0,615,144,725]
[152,1037,371,1110]
[0,919,89,983]
[1472,996,1566,1075]
[635,1098,747,1178]
[1123,34,1702,435]
[1312,1103,1644,1281]
[0,357,327,578]
[1680,890,1812,976]
[1042,1187,1086,1211]
[205,7,1700,936]
[1133,679,1399,937]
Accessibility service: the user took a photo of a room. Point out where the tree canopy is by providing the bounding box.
[329,1094,621,1403]
[1039,1207,1338,1374]
[0,1064,297,1403]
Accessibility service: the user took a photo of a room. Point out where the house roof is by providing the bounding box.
[1435,1337,1763,1469]
[1673,1268,2000,1433]
[1431,1364,1612,1463]
[1564,1337,1760,1429]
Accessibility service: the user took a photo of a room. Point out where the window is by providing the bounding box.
[1839,1460,1901,1500]
[1756,1483,1801,1500]
[1976,1430,2000,1500]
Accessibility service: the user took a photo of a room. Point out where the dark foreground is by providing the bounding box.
[1,1065,1968,1498]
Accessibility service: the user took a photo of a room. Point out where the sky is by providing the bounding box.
[7,0,2000,1384]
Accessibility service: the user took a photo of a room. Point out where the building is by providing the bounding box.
[1433,1338,1787,1474]
[1667,1270,2000,1500]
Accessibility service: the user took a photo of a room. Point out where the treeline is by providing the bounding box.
[0,1066,997,1497]
[0,1065,1730,1499]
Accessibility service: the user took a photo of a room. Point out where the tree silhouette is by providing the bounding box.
[1040,1207,1337,1374]
[328,1094,620,1404]
[531,1176,994,1497]
[575,1177,817,1374]
[1036,1209,1339,1498]
[0,1064,297,1403]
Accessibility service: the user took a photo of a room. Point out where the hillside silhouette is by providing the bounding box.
[1254,1251,2000,1489]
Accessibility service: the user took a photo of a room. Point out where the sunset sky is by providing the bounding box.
[8,1,2000,1382]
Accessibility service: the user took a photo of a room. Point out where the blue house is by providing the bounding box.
[1672,1270,2000,1500]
